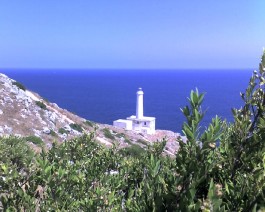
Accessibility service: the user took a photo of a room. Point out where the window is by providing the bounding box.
[144,122,147,125]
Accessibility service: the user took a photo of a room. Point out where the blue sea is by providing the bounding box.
[2,69,252,133]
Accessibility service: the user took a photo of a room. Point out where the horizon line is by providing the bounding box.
[0,67,255,72]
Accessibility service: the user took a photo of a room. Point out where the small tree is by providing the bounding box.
[175,50,265,211]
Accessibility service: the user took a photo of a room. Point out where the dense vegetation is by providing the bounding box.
[35,101,47,110]
[25,135,44,147]
[69,123,83,133]
[12,81,26,91]
[1,52,265,211]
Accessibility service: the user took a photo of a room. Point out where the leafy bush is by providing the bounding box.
[102,128,115,140]
[49,129,57,137]
[69,123,83,133]
[25,135,44,146]
[58,128,69,134]
[116,132,125,138]
[0,136,34,171]
[124,138,133,145]
[119,144,146,157]
[137,139,148,146]
[84,120,94,127]
[12,81,26,91]
[35,101,47,110]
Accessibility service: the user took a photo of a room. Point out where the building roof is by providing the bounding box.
[113,119,133,124]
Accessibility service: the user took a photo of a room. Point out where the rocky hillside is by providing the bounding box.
[0,73,181,155]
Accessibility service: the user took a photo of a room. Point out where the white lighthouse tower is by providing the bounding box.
[136,88,144,119]
[113,88,156,134]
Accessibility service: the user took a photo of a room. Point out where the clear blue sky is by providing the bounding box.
[0,1,264,69]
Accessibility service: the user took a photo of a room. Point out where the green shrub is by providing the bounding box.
[120,144,145,157]
[0,136,34,170]
[50,129,57,137]
[58,128,69,134]
[69,123,83,133]
[116,133,125,138]
[124,138,133,145]
[137,139,148,146]
[12,81,26,91]
[84,120,94,127]
[102,128,115,140]
[35,101,47,110]
[25,135,44,146]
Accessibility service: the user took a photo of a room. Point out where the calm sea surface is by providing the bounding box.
[2,69,252,133]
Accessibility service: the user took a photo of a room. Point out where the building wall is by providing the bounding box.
[131,119,155,134]
[113,120,132,130]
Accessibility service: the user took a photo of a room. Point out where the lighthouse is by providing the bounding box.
[136,88,144,119]
[113,88,156,134]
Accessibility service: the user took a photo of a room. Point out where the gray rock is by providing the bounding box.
[16,91,26,101]
[50,103,59,108]
[64,125,72,132]
[20,114,27,119]
[46,143,52,149]
[33,129,41,137]
[40,120,47,126]
[4,96,13,103]
[10,87,19,95]
[49,112,57,123]
[42,127,50,134]
[4,125,12,134]
[62,133,68,139]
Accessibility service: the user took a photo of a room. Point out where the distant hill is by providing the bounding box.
[0,73,181,154]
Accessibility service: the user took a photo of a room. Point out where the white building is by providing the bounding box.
[113,88,156,134]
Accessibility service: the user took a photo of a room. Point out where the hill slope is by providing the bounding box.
[0,73,180,154]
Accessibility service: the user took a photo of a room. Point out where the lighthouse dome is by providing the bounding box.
[137,87,144,95]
